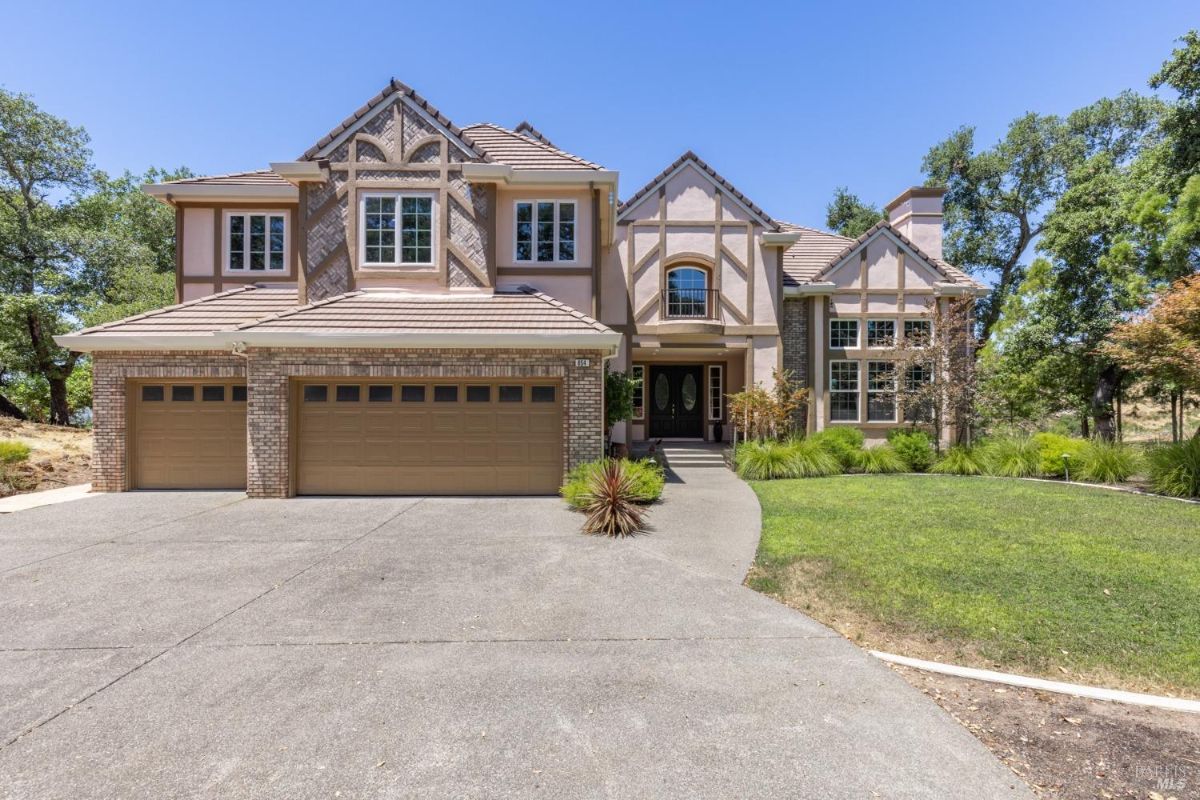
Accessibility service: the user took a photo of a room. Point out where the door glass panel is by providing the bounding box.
[654,373,670,411]
[681,373,697,411]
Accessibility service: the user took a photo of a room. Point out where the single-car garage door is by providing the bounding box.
[129,381,248,489]
[295,379,563,495]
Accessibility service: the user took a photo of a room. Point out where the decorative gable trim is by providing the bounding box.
[301,79,486,162]
[814,221,973,288]
[616,151,778,230]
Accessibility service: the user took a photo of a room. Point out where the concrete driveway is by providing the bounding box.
[0,449,1028,799]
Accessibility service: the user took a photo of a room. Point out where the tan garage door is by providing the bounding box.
[295,379,563,496]
[130,381,248,489]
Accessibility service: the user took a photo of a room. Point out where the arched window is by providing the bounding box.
[665,266,710,318]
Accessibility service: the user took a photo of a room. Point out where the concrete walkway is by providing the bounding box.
[0,458,1030,799]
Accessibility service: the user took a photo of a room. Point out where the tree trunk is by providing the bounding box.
[0,393,27,421]
[1091,364,1120,442]
[48,375,70,426]
[1171,391,1180,443]
[1081,413,1090,439]
[1115,383,1123,442]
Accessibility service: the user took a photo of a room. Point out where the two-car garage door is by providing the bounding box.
[294,379,563,495]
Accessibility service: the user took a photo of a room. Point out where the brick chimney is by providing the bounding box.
[885,187,946,260]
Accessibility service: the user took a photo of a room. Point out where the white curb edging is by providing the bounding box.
[870,650,1200,715]
[0,483,95,514]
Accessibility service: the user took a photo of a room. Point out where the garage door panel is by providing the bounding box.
[297,380,562,495]
[131,381,247,490]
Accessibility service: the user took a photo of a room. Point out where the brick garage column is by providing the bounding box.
[245,350,290,498]
[565,354,605,470]
[91,357,129,492]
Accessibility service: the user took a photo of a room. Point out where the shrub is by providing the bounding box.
[1033,432,1087,478]
[562,458,663,509]
[981,436,1041,478]
[887,430,935,472]
[809,427,864,472]
[580,460,647,537]
[931,445,986,476]
[1076,440,1140,484]
[0,441,31,464]
[856,445,907,474]
[784,438,841,478]
[1146,439,1200,498]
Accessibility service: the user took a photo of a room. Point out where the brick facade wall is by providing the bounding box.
[781,298,810,431]
[91,348,604,498]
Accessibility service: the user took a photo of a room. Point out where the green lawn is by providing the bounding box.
[749,475,1200,692]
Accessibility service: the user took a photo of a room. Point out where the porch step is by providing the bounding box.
[657,445,730,470]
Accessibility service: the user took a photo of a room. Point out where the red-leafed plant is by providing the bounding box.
[581,460,647,537]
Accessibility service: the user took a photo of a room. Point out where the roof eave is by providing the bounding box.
[460,164,618,186]
[782,282,837,297]
[54,333,231,352]
[143,183,298,205]
[268,161,329,186]
[762,231,802,247]
[226,330,621,353]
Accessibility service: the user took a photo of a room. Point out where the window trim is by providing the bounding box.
[664,266,711,318]
[866,360,898,423]
[828,359,861,424]
[829,318,860,349]
[866,318,898,349]
[513,199,577,264]
[631,365,645,420]
[708,364,723,421]
[358,190,438,268]
[223,210,289,275]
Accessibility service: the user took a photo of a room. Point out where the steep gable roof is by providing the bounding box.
[616,151,778,230]
[461,123,603,170]
[808,220,985,289]
[300,79,486,161]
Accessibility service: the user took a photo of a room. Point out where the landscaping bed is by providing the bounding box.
[0,418,91,496]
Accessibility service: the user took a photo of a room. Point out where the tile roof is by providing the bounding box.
[159,170,290,187]
[300,78,487,162]
[68,286,300,337]
[238,287,613,335]
[513,121,555,147]
[778,223,856,286]
[461,124,603,170]
[617,151,778,229]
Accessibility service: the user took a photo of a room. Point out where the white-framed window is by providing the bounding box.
[225,211,287,272]
[904,318,933,346]
[665,267,711,318]
[866,361,897,423]
[631,365,645,420]
[829,318,859,349]
[867,319,897,348]
[708,364,723,421]
[359,192,435,267]
[515,200,575,262]
[903,362,935,422]
[829,360,860,422]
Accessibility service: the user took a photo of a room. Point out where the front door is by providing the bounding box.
[648,366,704,438]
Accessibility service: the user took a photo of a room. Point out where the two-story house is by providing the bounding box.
[57,80,986,497]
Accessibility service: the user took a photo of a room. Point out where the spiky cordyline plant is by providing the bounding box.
[582,460,647,537]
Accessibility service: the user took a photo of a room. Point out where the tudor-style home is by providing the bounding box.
[57,80,986,497]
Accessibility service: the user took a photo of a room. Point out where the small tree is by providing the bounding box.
[604,367,640,451]
[892,297,980,448]
[727,368,809,441]
[1104,273,1200,440]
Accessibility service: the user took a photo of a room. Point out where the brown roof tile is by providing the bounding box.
[617,151,777,229]
[69,286,300,337]
[461,124,602,170]
[161,170,290,187]
[513,121,555,147]
[778,223,856,286]
[238,287,613,335]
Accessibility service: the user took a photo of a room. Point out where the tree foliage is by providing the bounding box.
[825,187,884,238]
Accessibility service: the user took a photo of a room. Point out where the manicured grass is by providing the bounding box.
[749,475,1200,691]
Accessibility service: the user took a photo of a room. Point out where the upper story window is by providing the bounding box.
[361,192,435,267]
[665,267,711,318]
[226,212,286,272]
[867,319,896,348]
[829,319,859,349]
[516,201,575,262]
[904,318,933,346]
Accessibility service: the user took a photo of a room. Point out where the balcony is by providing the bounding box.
[658,288,724,335]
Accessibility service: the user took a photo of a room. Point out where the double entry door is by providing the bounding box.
[647,365,703,438]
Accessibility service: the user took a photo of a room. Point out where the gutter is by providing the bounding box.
[143,183,298,205]
[783,281,837,297]
[460,164,619,187]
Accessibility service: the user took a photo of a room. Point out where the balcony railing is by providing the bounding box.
[661,288,721,320]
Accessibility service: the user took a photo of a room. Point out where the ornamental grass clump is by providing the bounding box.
[1076,439,1140,484]
[1146,438,1200,498]
[930,445,987,476]
[735,440,800,480]
[855,445,907,474]
[809,427,865,472]
[581,460,647,537]
[786,438,842,478]
[982,436,1042,478]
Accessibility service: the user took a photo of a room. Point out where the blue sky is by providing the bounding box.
[1,1,1194,227]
